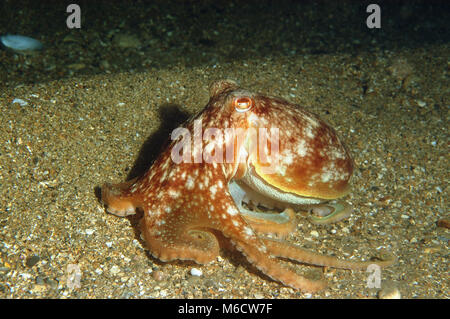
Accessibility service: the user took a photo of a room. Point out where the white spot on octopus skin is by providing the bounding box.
[130,184,138,193]
[244,226,253,236]
[185,176,195,190]
[305,126,316,139]
[168,189,180,198]
[321,171,333,183]
[155,219,166,226]
[280,149,294,165]
[275,165,287,176]
[329,147,346,160]
[296,139,309,157]
[320,163,347,183]
[202,175,210,187]
[227,206,238,216]
[210,185,217,198]
[159,170,169,183]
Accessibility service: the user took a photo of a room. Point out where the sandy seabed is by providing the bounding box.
[0,1,448,299]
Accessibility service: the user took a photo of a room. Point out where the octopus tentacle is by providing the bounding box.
[213,193,326,292]
[261,237,396,270]
[141,219,220,264]
[231,238,327,292]
[229,180,296,236]
[240,208,296,237]
[101,178,142,217]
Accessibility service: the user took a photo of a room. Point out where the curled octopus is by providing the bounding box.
[101,80,395,292]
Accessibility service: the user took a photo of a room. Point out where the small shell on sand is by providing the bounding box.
[0,34,43,51]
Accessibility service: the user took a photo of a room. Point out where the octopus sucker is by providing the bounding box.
[308,200,353,225]
[240,208,297,237]
[101,79,395,292]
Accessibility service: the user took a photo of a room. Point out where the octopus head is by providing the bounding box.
[209,80,354,224]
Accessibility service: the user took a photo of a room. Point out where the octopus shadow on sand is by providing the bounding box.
[126,103,191,181]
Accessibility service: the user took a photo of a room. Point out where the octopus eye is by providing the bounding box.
[233,96,253,113]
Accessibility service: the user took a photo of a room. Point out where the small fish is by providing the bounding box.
[0,34,43,51]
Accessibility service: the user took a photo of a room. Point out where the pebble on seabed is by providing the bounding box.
[25,255,40,268]
[12,98,28,106]
[112,33,141,49]
[190,268,203,277]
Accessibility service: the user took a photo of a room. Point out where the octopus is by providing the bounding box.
[101,79,395,292]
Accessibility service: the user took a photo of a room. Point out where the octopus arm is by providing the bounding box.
[101,177,143,217]
[141,215,220,265]
[215,193,328,292]
[261,237,396,270]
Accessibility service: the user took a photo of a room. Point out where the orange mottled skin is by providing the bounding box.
[101,80,394,292]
